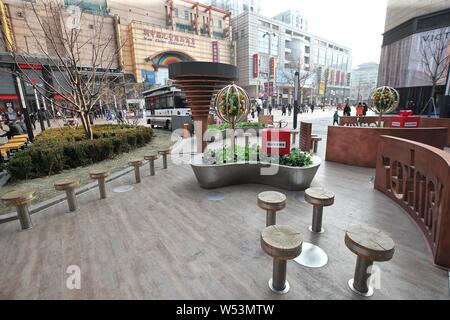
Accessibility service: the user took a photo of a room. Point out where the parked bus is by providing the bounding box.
[142,85,189,130]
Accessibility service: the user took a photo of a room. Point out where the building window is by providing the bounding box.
[218,20,222,28]
[271,33,279,56]
[174,8,178,17]
[184,10,189,20]
[305,46,310,54]
[258,30,270,54]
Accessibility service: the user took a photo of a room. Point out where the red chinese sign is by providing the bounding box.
[264,82,274,97]
[262,129,291,155]
[253,54,259,78]
[269,57,276,79]
[212,41,219,62]
[143,28,196,48]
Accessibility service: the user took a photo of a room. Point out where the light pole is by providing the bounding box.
[294,71,299,129]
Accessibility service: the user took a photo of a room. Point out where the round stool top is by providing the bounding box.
[305,188,335,206]
[345,224,395,262]
[54,178,80,191]
[128,159,143,166]
[89,169,111,180]
[144,154,159,161]
[2,190,35,206]
[261,225,303,260]
[158,149,171,155]
[258,191,287,211]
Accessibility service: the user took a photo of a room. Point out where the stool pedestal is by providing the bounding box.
[129,160,143,184]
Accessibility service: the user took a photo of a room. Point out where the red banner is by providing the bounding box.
[253,54,259,78]
[269,57,276,80]
[212,41,219,63]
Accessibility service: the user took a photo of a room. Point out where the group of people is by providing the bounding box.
[333,102,369,125]
[0,107,30,140]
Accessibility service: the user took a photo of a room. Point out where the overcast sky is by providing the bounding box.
[259,0,388,69]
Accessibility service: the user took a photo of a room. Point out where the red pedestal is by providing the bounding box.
[262,129,291,155]
[391,110,421,128]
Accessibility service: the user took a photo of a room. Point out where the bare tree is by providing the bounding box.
[0,0,126,139]
[281,60,316,104]
[419,33,450,114]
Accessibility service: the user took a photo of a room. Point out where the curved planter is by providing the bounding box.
[191,154,321,191]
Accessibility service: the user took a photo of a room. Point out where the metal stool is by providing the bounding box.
[128,160,143,184]
[261,225,303,294]
[89,169,111,199]
[2,190,35,230]
[158,149,171,169]
[54,178,80,212]
[345,224,395,297]
[144,154,159,176]
[304,187,335,234]
[257,191,286,227]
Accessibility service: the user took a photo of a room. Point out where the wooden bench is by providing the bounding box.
[261,225,303,294]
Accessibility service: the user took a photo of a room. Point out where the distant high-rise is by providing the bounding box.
[208,0,261,17]
[272,10,309,31]
[350,63,379,104]
[378,0,450,112]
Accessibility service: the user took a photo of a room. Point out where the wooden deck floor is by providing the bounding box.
[0,157,448,299]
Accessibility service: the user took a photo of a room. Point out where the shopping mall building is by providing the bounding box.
[232,10,352,107]
[378,0,450,114]
[0,0,233,111]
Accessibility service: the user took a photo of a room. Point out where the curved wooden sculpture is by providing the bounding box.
[169,62,238,152]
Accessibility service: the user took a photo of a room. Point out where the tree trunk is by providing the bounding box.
[80,111,93,140]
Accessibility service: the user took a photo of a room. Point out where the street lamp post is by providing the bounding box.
[293,71,299,129]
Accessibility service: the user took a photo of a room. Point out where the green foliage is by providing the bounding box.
[208,122,264,131]
[203,145,313,168]
[7,125,154,180]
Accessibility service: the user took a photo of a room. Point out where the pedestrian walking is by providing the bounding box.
[288,104,292,116]
[268,104,273,115]
[333,109,340,126]
[281,105,287,116]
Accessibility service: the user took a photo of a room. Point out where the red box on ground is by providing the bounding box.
[262,129,291,155]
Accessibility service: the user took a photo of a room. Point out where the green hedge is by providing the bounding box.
[8,125,153,180]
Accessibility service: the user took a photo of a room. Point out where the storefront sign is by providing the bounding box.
[212,41,219,62]
[253,54,259,78]
[143,28,196,48]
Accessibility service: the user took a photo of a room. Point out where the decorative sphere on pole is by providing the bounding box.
[214,83,250,129]
[369,86,400,127]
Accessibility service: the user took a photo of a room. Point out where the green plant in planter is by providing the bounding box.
[203,146,313,168]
